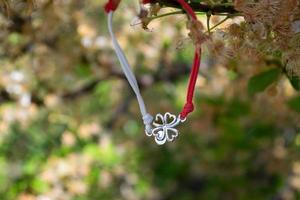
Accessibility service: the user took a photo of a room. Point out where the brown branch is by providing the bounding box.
[0,90,13,103]
[62,61,190,101]
[61,79,100,100]
[0,61,190,108]
[153,0,238,15]
[105,92,133,129]
[0,90,44,106]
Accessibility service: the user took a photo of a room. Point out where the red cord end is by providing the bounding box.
[142,0,153,4]
[104,0,120,13]
[180,102,194,119]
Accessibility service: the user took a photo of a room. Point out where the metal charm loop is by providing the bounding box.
[145,112,186,145]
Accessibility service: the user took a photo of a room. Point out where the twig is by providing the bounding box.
[149,11,184,20]
[205,16,230,33]
[152,0,238,15]
[206,12,211,34]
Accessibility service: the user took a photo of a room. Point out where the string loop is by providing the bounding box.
[104,0,202,144]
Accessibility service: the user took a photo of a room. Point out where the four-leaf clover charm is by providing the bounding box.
[148,112,186,145]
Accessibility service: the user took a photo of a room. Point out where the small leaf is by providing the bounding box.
[287,96,300,113]
[287,74,300,91]
[8,32,23,45]
[75,63,91,78]
[227,70,238,80]
[248,68,281,95]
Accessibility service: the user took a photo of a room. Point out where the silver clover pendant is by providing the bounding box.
[146,112,186,145]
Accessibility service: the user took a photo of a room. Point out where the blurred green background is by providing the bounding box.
[0,1,300,200]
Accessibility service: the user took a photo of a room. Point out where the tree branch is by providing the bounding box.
[153,0,238,15]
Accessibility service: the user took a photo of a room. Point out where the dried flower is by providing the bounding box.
[186,19,209,49]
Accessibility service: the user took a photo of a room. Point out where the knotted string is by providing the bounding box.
[105,0,202,133]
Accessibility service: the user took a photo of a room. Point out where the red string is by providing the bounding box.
[176,0,197,20]
[104,0,121,13]
[176,0,201,119]
[142,0,153,4]
[180,49,201,119]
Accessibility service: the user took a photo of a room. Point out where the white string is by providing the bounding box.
[107,11,153,134]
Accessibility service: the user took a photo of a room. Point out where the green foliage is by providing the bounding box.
[0,1,299,200]
[8,32,24,45]
[287,74,300,91]
[288,96,300,113]
[75,63,92,78]
[248,68,281,96]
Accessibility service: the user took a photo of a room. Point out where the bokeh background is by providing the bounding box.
[0,0,300,200]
